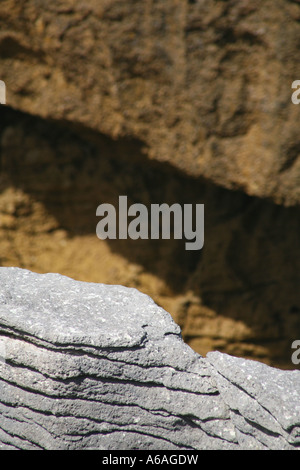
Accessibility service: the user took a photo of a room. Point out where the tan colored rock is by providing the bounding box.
[0,1,300,369]
[0,105,299,368]
[1,0,300,203]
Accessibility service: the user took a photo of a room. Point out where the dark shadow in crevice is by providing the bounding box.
[0,105,299,367]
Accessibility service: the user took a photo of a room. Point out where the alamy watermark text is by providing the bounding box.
[96,196,204,251]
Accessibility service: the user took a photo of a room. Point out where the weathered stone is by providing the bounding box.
[207,351,300,442]
[1,0,300,205]
[1,0,300,369]
[0,268,299,450]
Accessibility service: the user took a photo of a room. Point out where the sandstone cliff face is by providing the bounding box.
[1,0,300,204]
[0,0,300,368]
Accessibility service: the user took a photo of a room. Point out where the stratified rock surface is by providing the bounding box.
[0,268,299,450]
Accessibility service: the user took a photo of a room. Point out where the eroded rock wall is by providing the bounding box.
[0,1,299,368]
[1,0,300,203]
[0,105,300,368]
[0,268,299,450]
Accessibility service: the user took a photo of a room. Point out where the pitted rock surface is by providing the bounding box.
[0,268,299,450]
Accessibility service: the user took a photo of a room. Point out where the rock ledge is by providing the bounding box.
[0,268,299,450]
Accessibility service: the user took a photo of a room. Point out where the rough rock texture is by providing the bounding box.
[1,106,300,369]
[0,0,300,368]
[0,267,299,450]
[1,0,300,204]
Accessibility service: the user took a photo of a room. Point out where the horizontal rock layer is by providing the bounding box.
[0,268,299,450]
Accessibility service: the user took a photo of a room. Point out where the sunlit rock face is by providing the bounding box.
[1,0,300,204]
[0,268,299,450]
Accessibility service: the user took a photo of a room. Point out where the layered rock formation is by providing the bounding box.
[0,268,299,450]
[0,0,300,368]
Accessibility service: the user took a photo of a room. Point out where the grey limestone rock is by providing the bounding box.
[0,267,299,450]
